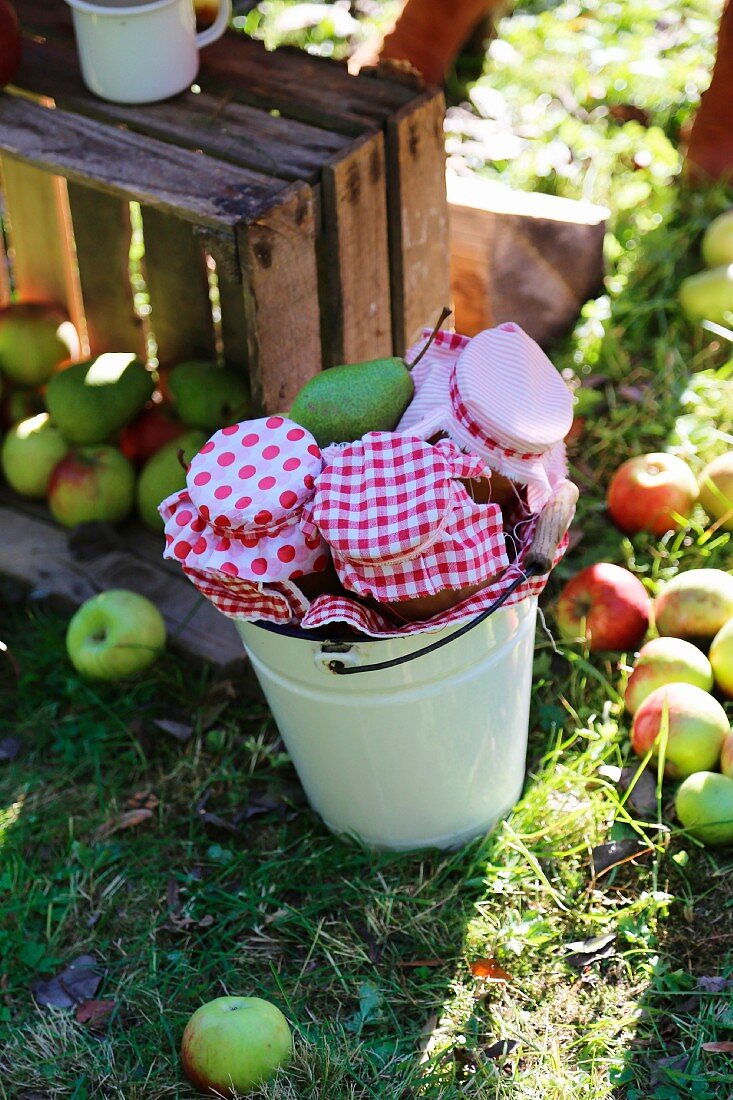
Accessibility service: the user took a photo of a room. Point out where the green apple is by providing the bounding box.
[702,210,733,267]
[710,618,733,699]
[47,445,136,527]
[0,302,78,386]
[653,569,733,643]
[66,589,166,680]
[1,412,69,498]
[45,353,154,444]
[721,731,733,778]
[136,430,206,531]
[679,265,733,326]
[181,996,292,1097]
[0,382,45,430]
[631,681,729,778]
[168,361,251,432]
[675,771,733,846]
[623,636,714,715]
[698,452,733,533]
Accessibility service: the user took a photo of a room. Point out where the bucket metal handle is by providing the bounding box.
[327,480,579,676]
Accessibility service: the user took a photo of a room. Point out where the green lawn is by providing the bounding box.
[3,0,733,1096]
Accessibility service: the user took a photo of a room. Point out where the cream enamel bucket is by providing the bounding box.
[236,596,538,850]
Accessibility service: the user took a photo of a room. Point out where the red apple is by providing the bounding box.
[47,446,136,527]
[654,568,733,643]
[631,682,729,778]
[556,563,651,652]
[607,452,698,537]
[0,1,21,88]
[623,636,714,715]
[119,403,186,467]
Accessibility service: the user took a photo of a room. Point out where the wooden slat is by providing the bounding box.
[199,229,249,373]
[0,94,285,230]
[238,184,321,413]
[0,218,11,304]
[66,184,144,355]
[320,132,392,366]
[0,157,84,332]
[386,91,451,354]
[140,207,215,366]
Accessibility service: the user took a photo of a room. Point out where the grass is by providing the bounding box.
[3,0,733,1096]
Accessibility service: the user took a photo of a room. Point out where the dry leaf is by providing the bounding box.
[32,955,101,1009]
[0,736,24,762]
[470,957,512,982]
[153,717,194,742]
[128,791,159,811]
[564,932,616,969]
[591,838,653,879]
[398,958,446,969]
[483,1038,521,1059]
[75,998,117,1029]
[702,1041,733,1053]
[94,808,153,842]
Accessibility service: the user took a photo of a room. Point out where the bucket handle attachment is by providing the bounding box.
[326,480,579,676]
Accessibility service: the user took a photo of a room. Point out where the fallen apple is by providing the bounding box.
[47,446,136,527]
[1,412,69,498]
[66,589,166,679]
[120,403,187,467]
[702,209,733,267]
[0,302,78,386]
[654,568,733,643]
[631,682,729,778]
[623,636,714,715]
[675,771,733,846]
[710,618,733,699]
[698,452,733,532]
[607,452,698,537]
[556,563,651,652]
[679,265,733,326]
[181,996,292,1097]
[0,0,21,88]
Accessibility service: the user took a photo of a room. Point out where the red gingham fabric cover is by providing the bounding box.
[159,416,329,585]
[182,565,308,625]
[300,433,509,602]
[397,324,572,510]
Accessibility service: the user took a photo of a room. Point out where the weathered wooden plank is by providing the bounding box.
[0,217,11,304]
[0,496,243,666]
[140,207,216,366]
[199,229,249,373]
[320,132,392,365]
[238,184,321,413]
[0,157,84,333]
[15,35,352,184]
[0,95,285,229]
[386,91,451,354]
[66,184,144,355]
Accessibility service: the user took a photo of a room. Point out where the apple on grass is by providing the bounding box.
[653,568,733,644]
[1,412,69,498]
[607,452,698,537]
[710,618,733,699]
[556,562,651,652]
[181,996,292,1097]
[623,636,714,715]
[675,771,733,847]
[47,446,135,527]
[66,590,166,680]
[631,682,729,778]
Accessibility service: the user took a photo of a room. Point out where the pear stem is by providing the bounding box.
[405,306,453,371]
[176,447,189,473]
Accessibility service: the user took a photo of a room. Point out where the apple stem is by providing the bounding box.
[176,448,190,473]
[405,306,452,372]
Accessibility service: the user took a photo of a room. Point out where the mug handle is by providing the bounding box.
[196,0,232,47]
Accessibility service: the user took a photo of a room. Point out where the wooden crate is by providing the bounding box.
[0,5,450,664]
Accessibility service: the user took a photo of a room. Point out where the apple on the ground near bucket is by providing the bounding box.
[0,1,21,88]
[675,771,733,846]
[66,590,166,680]
[181,996,292,1097]
[623,636,714,715]
[1,412,69,498]
[631,681,729,778]
[653,568,733,644]
[47,445,136,527]
[606,452,698,537]
[698,452,733,532]
[710,618,733,699]
[0,302,78,386]
[556,563,651,652]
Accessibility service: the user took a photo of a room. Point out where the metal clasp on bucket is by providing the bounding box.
[313,642,362,675]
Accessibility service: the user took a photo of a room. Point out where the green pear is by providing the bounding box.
[676,772,733,846]
[1,412,69,498]
[46,354,154,444]
[168,361,251,431]
[0,302,77,386]
[679,265,733,326]
[137,430,206,531]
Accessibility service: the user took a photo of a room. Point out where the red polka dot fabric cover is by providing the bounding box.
[158,416,329,619]
[300,432,509,603]
[397,324,573,511]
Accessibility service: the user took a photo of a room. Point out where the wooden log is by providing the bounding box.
[447,173,608,345]
[140,207,216,367]
[386,91,450,354]
[66,184,144,356]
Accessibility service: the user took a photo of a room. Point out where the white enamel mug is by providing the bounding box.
[64,0,232,104]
